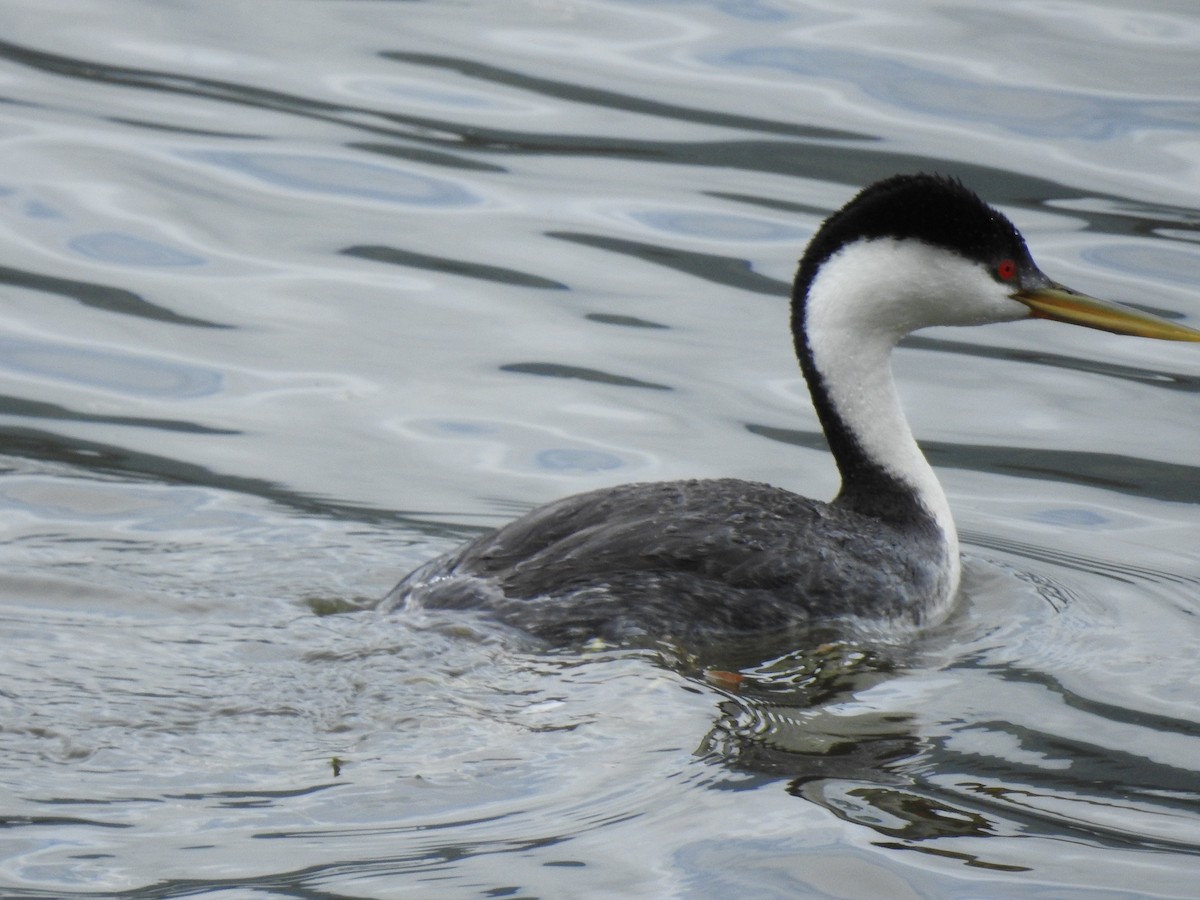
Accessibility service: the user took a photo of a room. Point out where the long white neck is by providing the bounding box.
[801,239,1007,597]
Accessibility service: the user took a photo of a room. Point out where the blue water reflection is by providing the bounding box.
[1029,508,1112,528]
[68,232,205,267]
[0,338,221,398]
[718,47,1200,139]
[633,0,796,23]
[536,448,624,472]
[629,208,806,242]
[406,418,646,477]
[22,199,64,220]
[1084,243,1200,285]
[189,150,484,207]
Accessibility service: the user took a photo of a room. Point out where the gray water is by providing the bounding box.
[2,1,1200,896]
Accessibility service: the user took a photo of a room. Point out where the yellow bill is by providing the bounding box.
[1014,284,1200,342]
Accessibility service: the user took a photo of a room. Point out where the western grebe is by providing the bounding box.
[386,174,1200,645]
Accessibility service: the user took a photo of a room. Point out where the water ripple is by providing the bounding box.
[342,244,567,290]
[188,150,484,207]
[0,337,221,399]
[66,232,205,267]
[2,2,1200,896]
[718,45,1200,140]
[0,264,228,328]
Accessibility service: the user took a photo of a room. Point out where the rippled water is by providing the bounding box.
[3,1,1200,896]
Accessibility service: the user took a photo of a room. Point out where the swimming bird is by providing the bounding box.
[386,174,1200,646]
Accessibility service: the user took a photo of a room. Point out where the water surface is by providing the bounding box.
[2,1,1200,896]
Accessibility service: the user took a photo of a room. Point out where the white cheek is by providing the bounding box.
[807,239,1030,338]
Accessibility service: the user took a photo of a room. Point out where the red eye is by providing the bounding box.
[996,259,1017,282]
